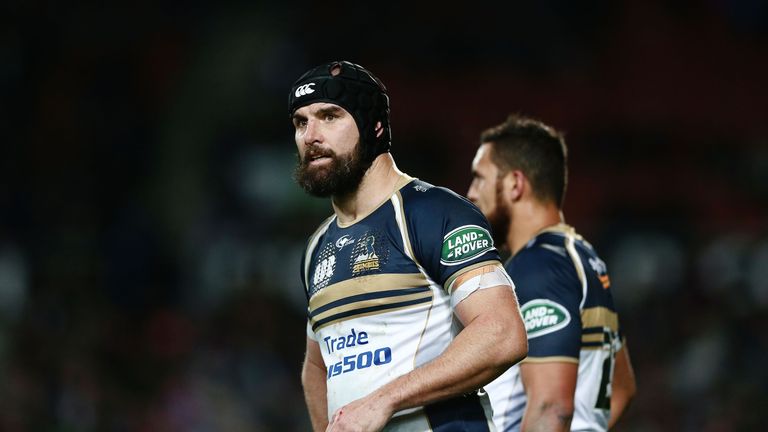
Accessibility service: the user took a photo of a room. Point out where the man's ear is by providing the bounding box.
[503,170,525,202]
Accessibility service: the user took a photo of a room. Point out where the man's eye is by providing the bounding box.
[324,114,336,121]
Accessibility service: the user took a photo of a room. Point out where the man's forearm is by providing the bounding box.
[302,359,329,431]
[608,345,636,429]
[608,391,630,430]
[519,361,576,432]
[521,401,573,432]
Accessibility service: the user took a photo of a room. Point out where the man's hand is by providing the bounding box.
[326,391,395,432]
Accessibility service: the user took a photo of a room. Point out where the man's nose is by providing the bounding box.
[303,119,321,145]
[467,182,478,203]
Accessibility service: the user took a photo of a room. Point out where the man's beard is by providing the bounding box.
[485,181,510,248]
[294,142,372,198]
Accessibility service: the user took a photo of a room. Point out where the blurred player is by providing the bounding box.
[467,114,636,431]
[290,61,528,431]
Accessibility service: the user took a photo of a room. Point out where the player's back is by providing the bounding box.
[486,224,622,432]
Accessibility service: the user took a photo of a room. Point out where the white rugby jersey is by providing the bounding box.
[300,175,501,431]
[485,224,623,432]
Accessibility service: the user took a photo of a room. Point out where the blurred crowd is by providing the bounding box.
[1,0,767,430]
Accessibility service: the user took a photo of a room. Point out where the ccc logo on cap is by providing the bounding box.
[295,83,316,98]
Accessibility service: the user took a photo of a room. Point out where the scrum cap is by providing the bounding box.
[289,61,391,162]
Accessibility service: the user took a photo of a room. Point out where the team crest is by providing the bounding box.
[352,236,379,273]
[350,232,389,275]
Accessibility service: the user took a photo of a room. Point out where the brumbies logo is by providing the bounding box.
[351,235,380,274]
[441,225,494,266]
[520,299,571,338]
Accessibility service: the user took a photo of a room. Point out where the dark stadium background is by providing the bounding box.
[2,1,767,430]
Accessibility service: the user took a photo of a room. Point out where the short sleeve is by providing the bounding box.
[404,183,501,290]
[508,247,583,360]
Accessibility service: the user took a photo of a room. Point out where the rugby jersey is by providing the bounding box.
[485,224,623,432]
[300,175,501,431]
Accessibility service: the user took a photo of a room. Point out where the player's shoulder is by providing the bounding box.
[507,231,573,277]
[398,178,479,214]
[572,234,601,260]
[526,224,600,260]
[516,232,568,262]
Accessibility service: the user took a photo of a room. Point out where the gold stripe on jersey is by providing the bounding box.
[392,190,420,268]
[309,273,429,311]
[394,174,416,190]
[412,299,435,369]
[390,183,440,370]
[522,356,579,364]
[540,223,585,242]
[336,175,413,228]
[581,343,614,351]
[312,290,432,322]
[444,260,500,294]
[581,333,605,344]
[581,306,619,332]
[310,292,432,332]
[564,234,588,310]
[308,273,432,331]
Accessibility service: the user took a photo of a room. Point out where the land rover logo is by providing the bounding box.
[440,225,494,266]
[520,299,571,338]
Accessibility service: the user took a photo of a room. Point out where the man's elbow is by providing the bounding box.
[535,399,574,427]
[503,330,528,367]
[626,380,638,401]
[615,363,638,402]
[617,379,638,404]
[301,358,326,385]
[490,316,528,367]
[507,311,529,364]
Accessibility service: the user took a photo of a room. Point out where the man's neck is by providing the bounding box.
[332,153,405,225]
[507,201,563,256]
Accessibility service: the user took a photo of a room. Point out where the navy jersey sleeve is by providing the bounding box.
[402,181,501,289]
[508,246,583,359]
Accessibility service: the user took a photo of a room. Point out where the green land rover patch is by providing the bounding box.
[441,225,494,266]
[520,299,571,338]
